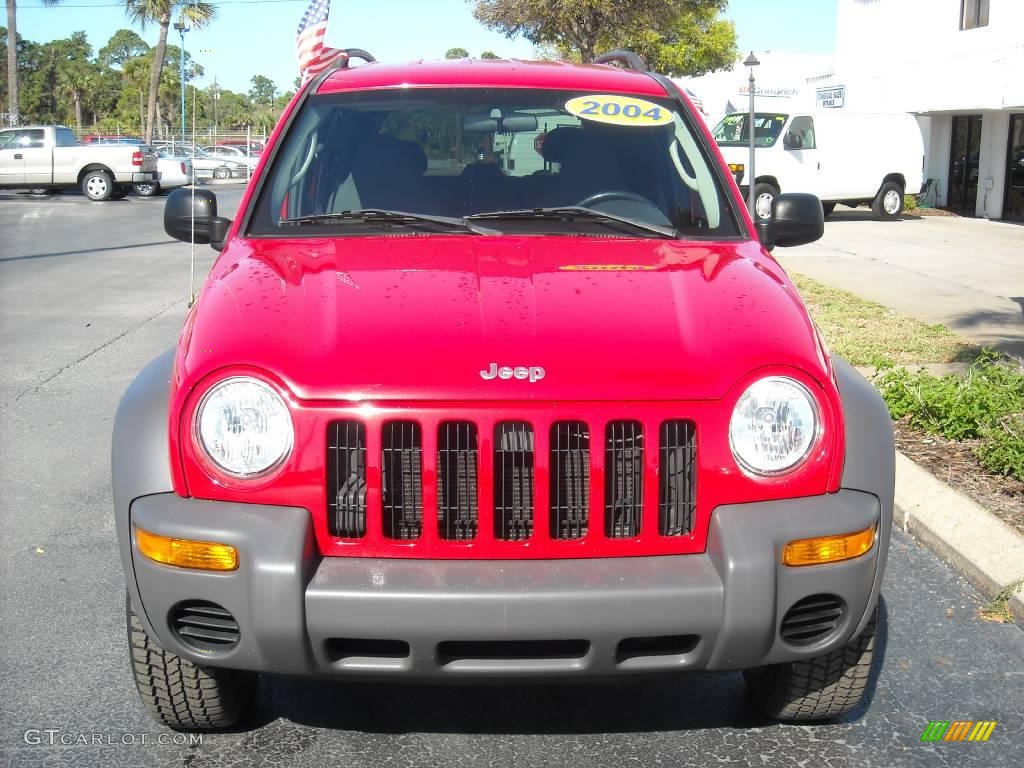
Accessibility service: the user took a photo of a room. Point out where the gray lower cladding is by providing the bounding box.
[129,489,882,681]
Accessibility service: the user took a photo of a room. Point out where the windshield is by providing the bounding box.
[249,87,739,238]
[712,113,789,147]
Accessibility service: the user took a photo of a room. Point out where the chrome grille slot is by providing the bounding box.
[550,421,589,539]
[659,420,697,536]
[493,422,535,541]
[437,421,479,541]
[604,421,644,538]
[327,420,367,538]
[382,421,423,540]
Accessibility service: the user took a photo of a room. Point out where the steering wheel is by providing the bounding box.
[576,190,652,209]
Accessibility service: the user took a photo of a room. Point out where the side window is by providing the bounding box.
[56,128,77,147]
[17,129,46,149]
[784,116,816,150]
[0,130,14,149]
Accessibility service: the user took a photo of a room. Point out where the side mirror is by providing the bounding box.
[783,132,803,150]
[164,188,232,251]
[758,192,824,249]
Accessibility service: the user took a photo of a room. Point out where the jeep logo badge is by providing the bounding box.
[480,363,546,383]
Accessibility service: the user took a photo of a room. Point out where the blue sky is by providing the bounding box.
[13,0,837,94]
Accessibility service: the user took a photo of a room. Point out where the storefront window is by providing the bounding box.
[1005,115,1024,223]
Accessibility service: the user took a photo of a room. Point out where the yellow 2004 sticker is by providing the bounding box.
[565,95,674,127]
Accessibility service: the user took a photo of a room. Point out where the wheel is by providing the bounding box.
[821,202,836,217]
[744,605,878,722]
[110,186,129,200]
[81,169,114,201]
[752,182,778,221]
[29,188,53,196]
[575,190,652,209]
[126,596,255,731]
[134,181,160,197]
[213,166,230,180]
[871,181,904,221]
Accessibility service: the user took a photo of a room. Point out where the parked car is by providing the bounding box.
[115,53,893,732]
[158,146,234,180]
[135,152,193,196]
[0,125,157,200]
[202,144,259,169]
[81,134,144,145]
[712,111,925,220]
[215,138,264,155]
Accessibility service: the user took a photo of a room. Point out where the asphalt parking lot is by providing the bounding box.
[0,189,1022,767]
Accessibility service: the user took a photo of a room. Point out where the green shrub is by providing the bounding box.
[874,351,1024,480]
[903,194,919,211]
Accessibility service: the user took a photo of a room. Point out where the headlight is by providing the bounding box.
[729,376,819,475]
[195,377,293,478]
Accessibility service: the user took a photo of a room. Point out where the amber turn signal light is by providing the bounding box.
[783,525,875,567]
[135,526,239,571]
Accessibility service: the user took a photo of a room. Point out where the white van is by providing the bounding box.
[712,111,924,221]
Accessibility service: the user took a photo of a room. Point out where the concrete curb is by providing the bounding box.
[893,452,1024,622]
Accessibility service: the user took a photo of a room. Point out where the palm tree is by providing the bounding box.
[58,66,95,135]
[123,0,214,143]
[5,0,62,120]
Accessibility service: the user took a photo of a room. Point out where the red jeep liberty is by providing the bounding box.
[113,52,893,730]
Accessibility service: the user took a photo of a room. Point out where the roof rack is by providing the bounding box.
[591,49,648,73]
[327,48,377,72]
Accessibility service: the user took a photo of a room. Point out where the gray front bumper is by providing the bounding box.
[128,490,884,681]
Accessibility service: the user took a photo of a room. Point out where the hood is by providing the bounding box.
[180,235,826,402]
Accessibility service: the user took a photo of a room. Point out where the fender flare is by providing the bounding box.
[834,356,895,635]
[112,350,175,634]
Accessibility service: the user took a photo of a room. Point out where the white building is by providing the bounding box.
[687,0,1024,221]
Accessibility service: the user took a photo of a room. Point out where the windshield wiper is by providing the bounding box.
[280,209,491,234]
[466,207,678,238]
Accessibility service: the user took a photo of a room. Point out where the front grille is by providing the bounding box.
[327,420,367,538]
[605,421,644,538]
[780,595,845,645]
[550,422,590,539]
[437,422,479,541]
[325,415,698,554]
[659,420,697,536]
[382,421,423,540]
[170,601,240,652]
[494,422,535,541]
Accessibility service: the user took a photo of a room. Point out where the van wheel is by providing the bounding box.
[744,605,878,721]
[753,183,778,221]
[822,202,836,217]
[872,182,904,221]
[81,170,114,201]
[134,181,160,197]
[126,596,255,730]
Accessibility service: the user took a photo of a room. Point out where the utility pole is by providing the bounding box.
[174,21,189,141]
[744,51,761,219]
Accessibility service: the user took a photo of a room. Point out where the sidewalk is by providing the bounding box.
[776,212,1024,357]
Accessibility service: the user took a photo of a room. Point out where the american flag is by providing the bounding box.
[297,0,344,83]
[685,88,706,116]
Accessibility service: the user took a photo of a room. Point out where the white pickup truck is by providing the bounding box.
[0,125,159,201]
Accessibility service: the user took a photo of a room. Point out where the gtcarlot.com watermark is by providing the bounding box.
[24,729,203,746]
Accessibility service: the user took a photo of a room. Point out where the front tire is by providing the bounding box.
[134,181,160,197]
[872,182,904,221]
[127,597,255,731]
[81,170,114,201]
[744,605,878,722]
[752,182,778,222]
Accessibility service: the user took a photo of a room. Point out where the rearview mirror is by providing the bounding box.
[164,188,232,251]
[463,111,539,133]
[757,192,824,249]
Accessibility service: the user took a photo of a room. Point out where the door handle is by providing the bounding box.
[14,153,23,159]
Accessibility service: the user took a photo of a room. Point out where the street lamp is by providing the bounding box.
[173,21,189,144]
[744,51,760,219]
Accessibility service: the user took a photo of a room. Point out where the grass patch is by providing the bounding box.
[979,579,1023,623]
[793,275,979,367]
[874,351,1024,481]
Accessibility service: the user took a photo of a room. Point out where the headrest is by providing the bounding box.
[540,127,587,165]
[354,134,427,177]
